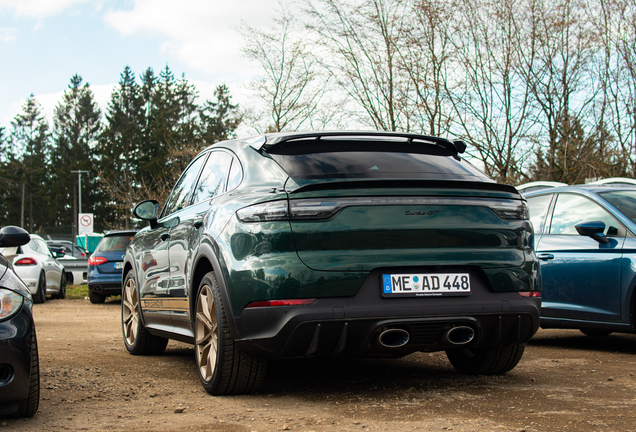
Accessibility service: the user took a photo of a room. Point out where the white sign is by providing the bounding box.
[78,213,94,235]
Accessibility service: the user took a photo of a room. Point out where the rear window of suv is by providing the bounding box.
[94,235,134,253]
[266,140,488,181]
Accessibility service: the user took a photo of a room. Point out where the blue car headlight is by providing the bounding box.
[0,289,24,320]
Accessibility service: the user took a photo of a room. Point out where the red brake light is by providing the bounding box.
[519,291,541,297]
[88,256,108,266]
[245,299,317,308]
[15,257,37,266]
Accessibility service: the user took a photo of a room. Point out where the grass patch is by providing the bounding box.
[66,284,89,300]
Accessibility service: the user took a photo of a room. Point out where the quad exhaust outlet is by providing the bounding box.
[378,328,410,348]
[444,326,475,345]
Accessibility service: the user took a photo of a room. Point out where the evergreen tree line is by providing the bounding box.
[0,65,240,235]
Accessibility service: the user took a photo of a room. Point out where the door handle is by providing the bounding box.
[538,253,554,261]
[193,221,203,229]
[160,233,171,241]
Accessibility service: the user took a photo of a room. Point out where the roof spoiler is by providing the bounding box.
[246,131,467,155]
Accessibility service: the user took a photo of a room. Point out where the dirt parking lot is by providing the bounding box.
[3,297,636,431]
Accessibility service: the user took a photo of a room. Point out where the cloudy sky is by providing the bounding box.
[0,0,282,130]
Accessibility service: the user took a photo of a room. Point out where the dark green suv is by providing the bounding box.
[122,131,540,395]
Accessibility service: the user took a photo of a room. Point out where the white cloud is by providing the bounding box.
[0,0,92,19]
[103,0,278,82]
[0,27,17,41]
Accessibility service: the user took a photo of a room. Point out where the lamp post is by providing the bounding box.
[71,170,89,243]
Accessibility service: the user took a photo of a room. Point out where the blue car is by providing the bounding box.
[525,185,636,336]
[87,231,136,304]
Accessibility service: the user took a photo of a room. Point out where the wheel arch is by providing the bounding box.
[190,240,241,339]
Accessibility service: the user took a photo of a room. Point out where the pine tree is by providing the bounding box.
[199,84,242,145]
[97,66,145,228]
[1,96,52,231]
[50,75,102,232]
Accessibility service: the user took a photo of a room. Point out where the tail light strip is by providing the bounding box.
[237,197,529,223]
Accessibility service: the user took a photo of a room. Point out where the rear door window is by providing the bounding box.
[191,151,233,204]
[526,194,553,233]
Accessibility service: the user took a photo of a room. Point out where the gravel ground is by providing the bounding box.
[2,298,636,431]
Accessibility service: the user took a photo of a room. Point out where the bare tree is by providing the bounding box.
[603,0,636,177]
[445,0,537,184]
[303,0,411,131]
[239,3,330,133]
[522,0,599,182]
[396,0,456,136]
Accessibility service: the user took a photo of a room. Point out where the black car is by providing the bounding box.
[122,131,541,395]
[0,226,39,418]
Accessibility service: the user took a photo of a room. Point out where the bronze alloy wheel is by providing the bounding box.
[121,270,168,356]
[195,283,218,382]
[122,276,139,347]
[194,272,266,394]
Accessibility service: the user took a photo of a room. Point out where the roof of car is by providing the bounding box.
[524,184,636,196]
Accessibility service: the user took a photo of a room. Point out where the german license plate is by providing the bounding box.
[382,273,471,297]
[114,262,123,269]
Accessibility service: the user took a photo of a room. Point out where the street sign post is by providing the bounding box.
[78,213,94,235]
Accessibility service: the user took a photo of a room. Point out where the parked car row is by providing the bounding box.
[0,234,66,303]
[3,128,636,416]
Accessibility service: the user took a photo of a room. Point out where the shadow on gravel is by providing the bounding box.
[261,354,519,398]
[529,330,636,354]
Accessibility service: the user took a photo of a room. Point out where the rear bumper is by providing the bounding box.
[0,304,36,416]
[233,269,540,359]
[88,282,122,295]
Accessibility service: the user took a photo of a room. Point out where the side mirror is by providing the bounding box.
[0,226,30,248]
[133,200,160,229]
[575,221,609,244]
[54,250,66,259]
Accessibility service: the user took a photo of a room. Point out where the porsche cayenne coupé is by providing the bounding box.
[121,131,541,394]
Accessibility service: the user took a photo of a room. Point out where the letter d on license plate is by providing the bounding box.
[381,273,471,297]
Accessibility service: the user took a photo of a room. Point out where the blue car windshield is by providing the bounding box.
[599,190,636,222]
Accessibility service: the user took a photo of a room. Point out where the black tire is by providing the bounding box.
[65,271,74,285]
[53,272,66,300]
[32,272,46,304]
[88,290,106,304]
[121,270,168,355]
[580,328,613,337]
[13,330,39,418]
[195,272,266,395]
[446,344,526,375]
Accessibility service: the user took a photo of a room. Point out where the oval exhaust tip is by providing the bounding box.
[446,326,475,345]
[378,328,410,348]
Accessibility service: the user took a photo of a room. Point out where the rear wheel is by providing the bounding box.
[32,272,46,304]
[53,273,66,300]
[446,344,525,375]
[195,272,266,395]
[580,328,613,337]
[13,330,39,417]
[121,270,168,355]
[88,290,106,304]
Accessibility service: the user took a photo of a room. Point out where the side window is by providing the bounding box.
[191,151,233,204]
[39,240,53,257]
[28,239,41,254]
[163,153,209,217]
[549,194,620,236]
[226,157,243,192]
[526,195,552,234]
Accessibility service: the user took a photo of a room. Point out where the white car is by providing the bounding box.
[0,233,66,303]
